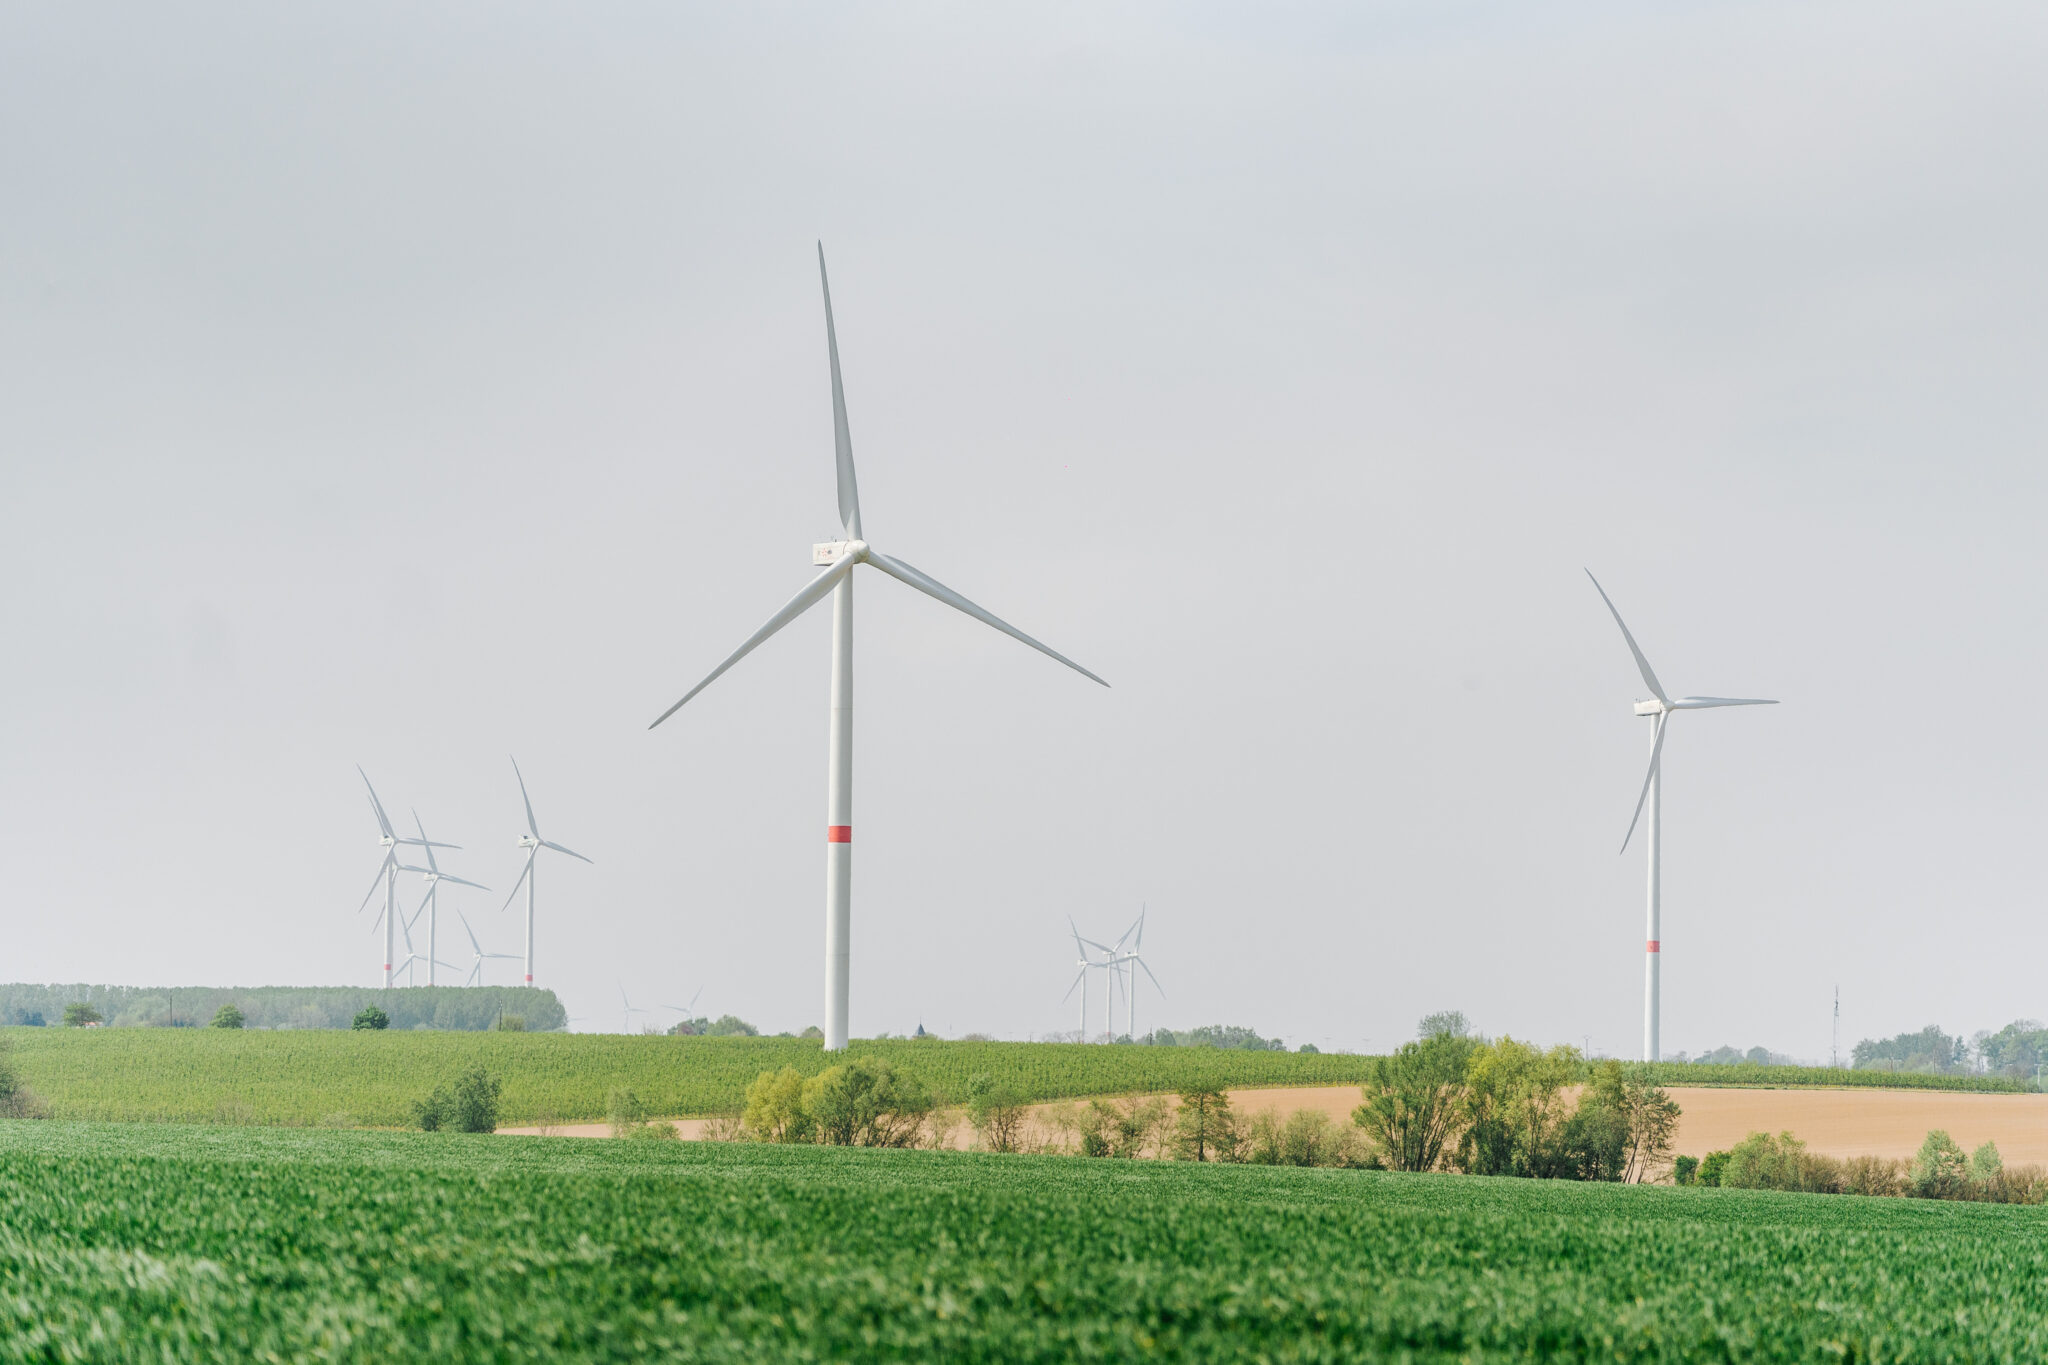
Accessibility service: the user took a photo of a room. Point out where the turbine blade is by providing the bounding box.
[358,767,395,839]
[1672,696,1779,709]
[510,756,540,839]
[1620,712,1669,855]
[499,850,536,914]
[1062,966,1088,1002]
[540,840,593,864]
[866,551,1108,687]
[412,810,440,875]
[1136,955,1164,995]
[1585,571,1670,705]
[356,851,394,914]
[819,243,862,540]
[648,556,856,728]
[437,873,491,892]
[457,908,485,955]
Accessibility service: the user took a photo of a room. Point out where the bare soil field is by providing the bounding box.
[503,1084,2048,1162]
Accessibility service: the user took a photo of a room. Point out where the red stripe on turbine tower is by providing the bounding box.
[827,826,852,843]
[1646,940,1660,952]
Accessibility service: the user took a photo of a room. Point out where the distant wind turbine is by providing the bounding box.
[1063,918,1117,1042]
[355,767,454,987]
[648,247,1108,1051]
[1107,907,1163,1041]
[455,909,521,987]
[499,757,592,988]
[619,983,649,1035]
[399,810,488,987]
[1587,571,1777,1062]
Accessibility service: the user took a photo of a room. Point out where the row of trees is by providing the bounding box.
[1678,1129,2047,1203]
[1851,1020,2048,1079]
[728,1015,1680,1183]
[5,984,567,1032]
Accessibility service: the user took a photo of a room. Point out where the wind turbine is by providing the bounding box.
[455,909,522,987]
[399,810,488,987]
[1107,907,1163,1041]
[663,988,706,1034]
[647,247,1108,1051]
[1587,571,1776,1062]
[498,757,592,988]
[355,767,454,987]
[1063,919,1117,1042]
[619,984,649,1035]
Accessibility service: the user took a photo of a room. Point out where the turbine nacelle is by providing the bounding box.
[812,539,868,567]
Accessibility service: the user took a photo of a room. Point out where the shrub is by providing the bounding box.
[1172,1088,1238,1162]
[1456,1037,1581,1178]
[414,1067,501,1133]
[608,1088,677,1141]
[1077,1096,1169,1158]
[210,1005,245,1030]
[801,1057,932,1147]
[61,1003,102,1028]
[1719,1131,1845,1194]
[1297,1043,1320,1054]
[494,1014,527,1032]
[351,1007,389,1031]
[1241,1108,1361,1167]
[1696,1150,1730,1186]
[742,1066,814,1143]
[1910,1130,1969,1199]
[1843,1154,1905,1197]
[1672,1154,1700,1186]
[964,1074,1029,1153]
[0,1041,45,1118]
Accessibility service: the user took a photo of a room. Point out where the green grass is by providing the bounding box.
[1643,1062,2026,1094]
[1,1028,1390,1125]
[5,1029,2023,1128]
[3,1120,2048,1362]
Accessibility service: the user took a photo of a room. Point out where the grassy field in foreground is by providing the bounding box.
[2,1028,2022,1128]
[3,1121,2048,1362]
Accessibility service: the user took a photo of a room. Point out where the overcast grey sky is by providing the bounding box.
[4,2,2045,1056]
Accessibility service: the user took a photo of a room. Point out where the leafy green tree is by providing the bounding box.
[1078,1096,1169,1157]
[964,1073,1029,1153]
[1672,1154,1700,1186]
[449,1067,502,1132]
[1853,1025,1968,1074]
[742,1066,814,1143]
[1352,1032,1478,1171]
[1696,1150,1730,1186]
[210,1004,245,1029]
[800,1057,932,1147]
[351,1006,389,1030]
[1968,1140,2003,1183]
[61,1002,102,1028]
[1171,1088,1238,1161]
[1456,1038,1580,1177]
[1910,1129,1969,1199]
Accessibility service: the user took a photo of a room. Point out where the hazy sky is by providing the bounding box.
[5,2,2046,1057]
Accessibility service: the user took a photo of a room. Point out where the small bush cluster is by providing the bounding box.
[741,1058,937,1147]
[1676,1128,2048,1203]
[412,1068,503,1133]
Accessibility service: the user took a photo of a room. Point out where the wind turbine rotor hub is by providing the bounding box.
[1632,699,1665,717]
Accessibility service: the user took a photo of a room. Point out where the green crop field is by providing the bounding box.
[3,1029,2018,1128]
[3,1120,2047,1362]
[0,1028,1392,1126]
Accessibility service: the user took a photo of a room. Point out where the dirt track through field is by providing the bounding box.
[500,1085,2048,1163]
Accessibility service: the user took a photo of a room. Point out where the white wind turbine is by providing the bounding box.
[1107,907,1163,1041]
[663,988,706,1033]
[498,757,592,988]
[649,246,1108,1051]
[619,984,649,1035]
[355,767,455,988]
[455,909,522,987]
[400,810,488,987]
[1587,571,1777,1062]
[1063,919,1117,1042]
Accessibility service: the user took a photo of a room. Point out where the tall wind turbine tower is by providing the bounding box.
[355,767,453,987]
[499,757,592,988]
[649,247,1107,1051]
[1587,572,1776,1063]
